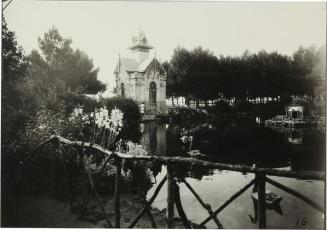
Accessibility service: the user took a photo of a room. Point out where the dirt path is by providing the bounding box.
[2,192,181,228]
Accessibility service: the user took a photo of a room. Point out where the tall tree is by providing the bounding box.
[35,27,106,94]
[166,45,322,102]
[1,19,28,142]
[18,27,107,117]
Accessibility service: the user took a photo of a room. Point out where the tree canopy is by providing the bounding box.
[1,25,107,150]
[33,27,106,94]
[165,45,325,102]
[1,19,28,141]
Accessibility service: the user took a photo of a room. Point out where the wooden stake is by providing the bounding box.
[50,143,57,195]
[167,165,175,228]
[114,156,122,228]
[174,182,191,228]
[58,143,74,212]
[146,209,158,228]
[82,154,113,228]
[257,174,266,229]
[199,179,255,227]
[128,175,167,228]
[182,178,223,228]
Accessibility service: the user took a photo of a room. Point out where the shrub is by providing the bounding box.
[102,96,141,142]
[207,101,232,114]
[161,106,208,123]
[20,107,68,150]
[61,91,101,114]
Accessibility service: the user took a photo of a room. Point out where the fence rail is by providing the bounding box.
[27,135,325,229]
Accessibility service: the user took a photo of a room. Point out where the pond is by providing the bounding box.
[140,117,325,229]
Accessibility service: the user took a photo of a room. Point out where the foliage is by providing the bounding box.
[116,140,153,195]
[206,100,233,114]
[3,26,107,157]
[16,27,106,130]
[165,45,326,102]
[102,96,141,142]
[35,27,106,94]
[20,107,68,149]
[163,106,208,123]
[2,20,30,192]
[83,117,152,194]
[1,19,28,145]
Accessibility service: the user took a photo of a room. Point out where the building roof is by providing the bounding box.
[114,55,166,74]
[116,57,139,72]
[114,30,165,75]
[287,105,304,112]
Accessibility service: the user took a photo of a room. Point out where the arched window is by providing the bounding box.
[121,83,125,98]
[149,81,156,108]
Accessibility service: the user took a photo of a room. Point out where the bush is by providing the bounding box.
[163,106,208,123]
[61,91,101,114]
[102,96,141,142]
[207,101,232,114]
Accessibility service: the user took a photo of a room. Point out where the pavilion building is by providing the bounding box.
[114,30,167,116]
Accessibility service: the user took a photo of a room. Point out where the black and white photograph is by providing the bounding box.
[1,0,326,229]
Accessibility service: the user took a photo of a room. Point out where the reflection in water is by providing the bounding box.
[140,118,325,228]
[249,181,284,224]
[140,122,166,156]
[255,116,262,124]
[286,129,303,145]
[139,118,325,172]
[147,167,324,229]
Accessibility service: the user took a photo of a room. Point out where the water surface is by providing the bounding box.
[140,118,325,229]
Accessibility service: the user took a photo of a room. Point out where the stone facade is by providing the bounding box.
[114,30,167,115]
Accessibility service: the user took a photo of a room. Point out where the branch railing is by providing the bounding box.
[26,135,325,229]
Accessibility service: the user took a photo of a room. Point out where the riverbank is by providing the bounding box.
[1,192,182,228]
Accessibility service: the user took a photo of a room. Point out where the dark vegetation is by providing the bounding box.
[160,44,325,123]
[1,21,142,197]
[163,46,326,103]
[103,96,142,142]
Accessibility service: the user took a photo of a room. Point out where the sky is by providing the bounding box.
[3,1,326,96]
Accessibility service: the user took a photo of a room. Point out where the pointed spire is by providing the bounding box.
[128,29,153,51]
[118,52,121,73]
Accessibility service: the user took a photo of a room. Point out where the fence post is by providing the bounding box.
[114,156,122,228]
[50,143,57,195]
[174,182,191,228]
[167,164,175,228]
[257,173,266,229]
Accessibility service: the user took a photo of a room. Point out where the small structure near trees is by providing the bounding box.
[285,105,304,119]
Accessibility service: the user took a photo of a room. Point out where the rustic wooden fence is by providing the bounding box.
[27,135,325,229]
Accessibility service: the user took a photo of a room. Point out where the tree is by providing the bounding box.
[292,45,325,97]
[1,19,28,143]
[166,44,322,103]
[308,45,326,97]
[1,19,30,192]
[17,27,107,117]
[35,27,106,94]
[167,46,220,104]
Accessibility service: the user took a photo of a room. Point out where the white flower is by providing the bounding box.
[125,141,148,156]
[110,107,124,131]
[73,107,83,117]
[94,106,110,128]
[69,106,84,122]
